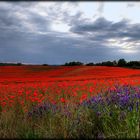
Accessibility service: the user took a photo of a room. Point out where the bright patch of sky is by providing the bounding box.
[51,21,70,33]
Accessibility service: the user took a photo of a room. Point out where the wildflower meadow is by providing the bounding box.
[0,66,140,138]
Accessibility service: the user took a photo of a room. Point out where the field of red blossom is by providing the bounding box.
[0,66,140,138]
[0,66,140,112]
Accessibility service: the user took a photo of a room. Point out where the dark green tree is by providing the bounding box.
[118,59,127,67]
[64,61,83,66]
[86,62,95,66]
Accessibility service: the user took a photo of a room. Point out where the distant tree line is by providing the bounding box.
[63,59,140,69]
[1,59,140,69]
[64,61,84,66]
[0,62,23,66]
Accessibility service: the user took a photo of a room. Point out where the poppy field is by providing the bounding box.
[0,66,140,138]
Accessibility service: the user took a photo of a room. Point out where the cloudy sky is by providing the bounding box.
[0,2,140,64]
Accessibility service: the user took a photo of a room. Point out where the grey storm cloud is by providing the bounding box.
[62,11,86,26]
[0,2,52,34]
[0,2,140,64]
[70,17,140,48]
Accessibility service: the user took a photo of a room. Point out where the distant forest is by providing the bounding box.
[63,59,140,69]
[0,59,140,69]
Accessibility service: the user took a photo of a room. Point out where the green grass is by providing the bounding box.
[0,102,140,139]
